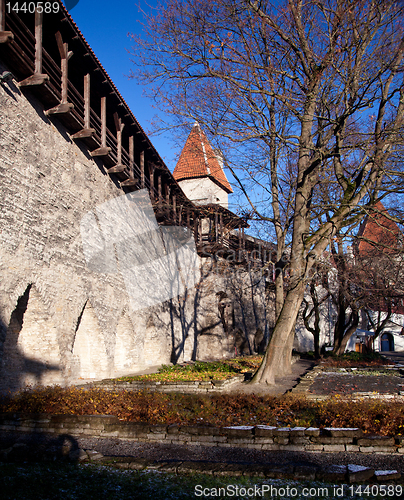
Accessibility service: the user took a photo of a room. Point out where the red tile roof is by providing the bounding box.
[357,201,401,255]
[173,123,233,193]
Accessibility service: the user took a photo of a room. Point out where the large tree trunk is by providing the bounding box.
[250,283,304,385]
[333,310,359,355]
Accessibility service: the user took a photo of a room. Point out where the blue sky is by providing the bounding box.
[66,0,179,170]
[64,0,262,231]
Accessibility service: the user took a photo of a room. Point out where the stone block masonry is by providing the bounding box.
[0,413,402,456]
[0,56,272,393]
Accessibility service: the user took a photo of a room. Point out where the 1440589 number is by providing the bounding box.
[6,2,60,14]
[349,484,402,497]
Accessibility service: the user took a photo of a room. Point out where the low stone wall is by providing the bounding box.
[0,413,403,455]
[88,374,245,394]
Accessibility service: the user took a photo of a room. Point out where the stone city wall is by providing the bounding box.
[0,61,272,393]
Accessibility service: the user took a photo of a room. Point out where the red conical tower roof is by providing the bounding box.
[173,123,233,193]
[357,201,401,255]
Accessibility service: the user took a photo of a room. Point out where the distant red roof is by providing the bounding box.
[173,123,233,193]
[357,201,401,255]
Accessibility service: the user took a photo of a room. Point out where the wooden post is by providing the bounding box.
[90,97,111,156]
[219,213,223,245]
[106,112,126,174]
[84,74,90,128]
[140,151,145,188]
[199,218,203,244]
[19,10,47,85]
[158,176,162,208]
[215,212,218,242]
[72,74,95,139]
[0,0,4,31]
[193,213,198,243]
[165,185,170,217]
[45,32,74,114]
[173,195,177,224]
[129,136,134,173]
[178,205,183,226]
[101,96,106,146]
[187,207,191,229]
[120,136,137,185]
[238,224,242,251]
[35,10,43,74]
[149,164,155,200]
[0,0,14,43]
[114,112,124,164]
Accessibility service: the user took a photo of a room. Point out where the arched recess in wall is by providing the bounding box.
[113,311,140,375]
[143,314,169,366]
[0,284,61,392]
[71,300,109,380]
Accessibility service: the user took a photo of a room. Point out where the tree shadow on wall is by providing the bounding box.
[0,286,60,395]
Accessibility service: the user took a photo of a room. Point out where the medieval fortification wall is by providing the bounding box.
[0,59,271,393]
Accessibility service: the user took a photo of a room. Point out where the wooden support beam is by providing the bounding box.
[187,207,191,229]
[0,32,13,43]
[149,164,155,200]
[129,136,134,172]
[107,164,125,173]
[199,218,203,244]
[173,195,177,224]
[113,111,125,170]
[90,146,110,157]
[90,97,111,157]
[19,10,47,86]
[158,176,162,207]
[0,0,5,31]
[140,151,145,188]
[238,224,242,251]
[215,212,218,242]
[121,177,138,188]
[219,213,223,245]
[165,185,171,218]
[178,205,183,226]
[45,32,74,115]
[83,73,91,128]
[19,73,49,87]
[35,10,43,74]
[0,0,13,43]
[193,214,198,243]
[71,128,94,140]
[72,75,95,139]
[45,102,74,116]
[55,31,72,104]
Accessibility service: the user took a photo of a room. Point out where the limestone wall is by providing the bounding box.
[0,61,272,393]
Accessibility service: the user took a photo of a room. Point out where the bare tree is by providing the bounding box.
[130,0,404,384]
[301,262,331,359]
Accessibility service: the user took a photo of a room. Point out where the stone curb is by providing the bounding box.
[79,374,246,394]
[1,414,403,455]
[94,457,404,484]
[1,442,401,484]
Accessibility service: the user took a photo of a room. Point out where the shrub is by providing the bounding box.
[1,387,403,436]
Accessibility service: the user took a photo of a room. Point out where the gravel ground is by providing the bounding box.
[76,437,404,474]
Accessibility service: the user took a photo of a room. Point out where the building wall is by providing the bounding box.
[0,62,271,393]
[178,177,229,208]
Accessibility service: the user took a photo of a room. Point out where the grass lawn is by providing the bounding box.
[115,356,263,382]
